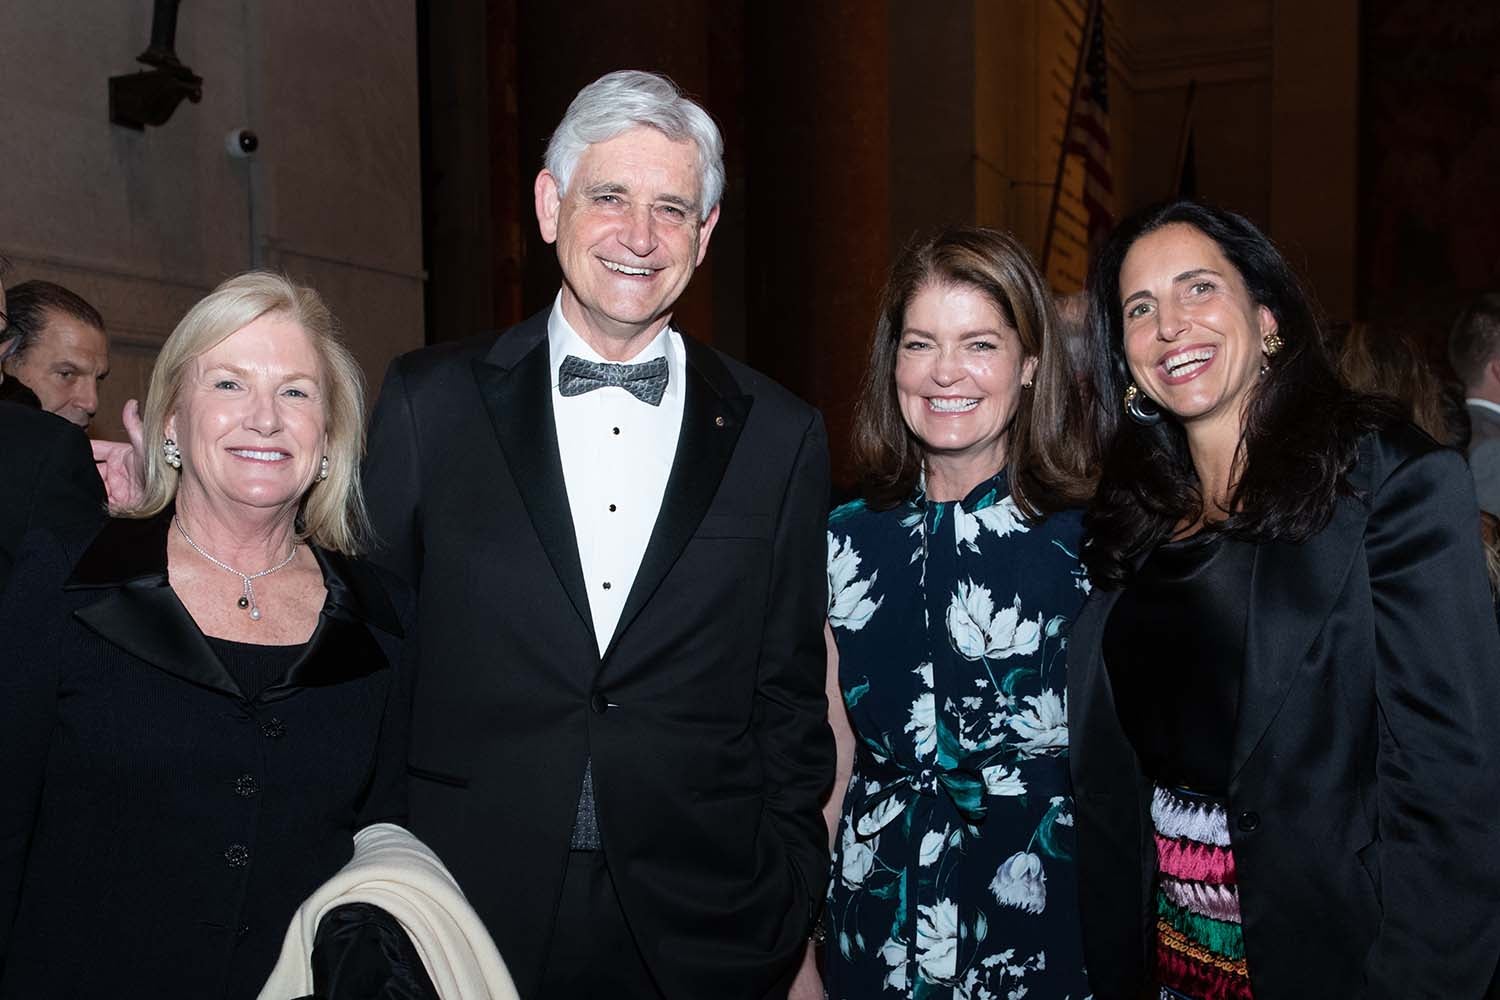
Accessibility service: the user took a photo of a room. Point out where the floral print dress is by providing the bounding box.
[825,472,1092,1000]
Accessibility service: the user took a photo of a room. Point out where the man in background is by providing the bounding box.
[1448,293,1500,514]
[0,279,110,428]
[0,264,105,593]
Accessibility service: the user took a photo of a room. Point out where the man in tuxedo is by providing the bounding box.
[1449,293,1500,514]
[364,71,833,1000]
[0,262,106,593]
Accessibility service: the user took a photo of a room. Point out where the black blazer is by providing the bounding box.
[1068,425,1500,999]
[0,513,415,1000]
[0,398,105,593]
[363,310,833,1000]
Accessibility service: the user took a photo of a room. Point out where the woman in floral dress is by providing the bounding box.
[817,227,1096,1000]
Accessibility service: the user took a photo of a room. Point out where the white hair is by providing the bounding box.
[545,70,725,220]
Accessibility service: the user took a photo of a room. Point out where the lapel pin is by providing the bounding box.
[714,415,726,427]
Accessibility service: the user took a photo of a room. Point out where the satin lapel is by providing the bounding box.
[472,328,596,646]
[276,547,403,691]
[67,515,239,697]
[605,340,751,660]
[268,615,385,695]
[1230,499,1365,780]
[1066,582,1156,943]
[68,512,406,699]
[1067,585,1130,755]
[73,583,240,697]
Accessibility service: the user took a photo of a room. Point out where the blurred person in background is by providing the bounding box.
[0,259,104,593]
[1337,321,1458,444]
[0,279,109,428]
[1339,320,1500,602]
[1448,293,1500,516]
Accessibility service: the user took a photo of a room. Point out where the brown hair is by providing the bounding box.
[1448,293,1500,390]
[849,226,1095,516]
[1337,321,1455,445]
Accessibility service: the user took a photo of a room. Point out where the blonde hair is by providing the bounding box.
[124,271,371,555]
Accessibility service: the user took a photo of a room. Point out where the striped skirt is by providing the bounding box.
[1151,785,1253,1000]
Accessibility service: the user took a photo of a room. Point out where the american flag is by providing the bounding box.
[1062,3,1114,248]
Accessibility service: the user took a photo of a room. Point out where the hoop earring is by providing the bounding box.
[316,456,330,482]
[162,438,182,470]
[1123,384,1161,426]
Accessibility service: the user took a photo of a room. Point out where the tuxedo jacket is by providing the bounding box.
[0,398,105,594]
[1068,424,1500,999]
[363,309,833,1000]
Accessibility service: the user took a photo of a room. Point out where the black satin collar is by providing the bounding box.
[63,509,403,700]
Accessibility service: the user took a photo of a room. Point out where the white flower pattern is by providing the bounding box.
[905,691,937,760]
[916,898,961,981]
[841,819,879,886]
[982,763,1027,797]
[1008,690,1069,758]
[828,532,883,631]
[823,486,1089,997]
[991,851,1047,914]
[947,582,1043,662]
[954,494,1030,554]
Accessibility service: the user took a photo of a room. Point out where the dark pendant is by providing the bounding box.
[237,596,250,609]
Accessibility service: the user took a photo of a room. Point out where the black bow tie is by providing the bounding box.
[558,354,669,406]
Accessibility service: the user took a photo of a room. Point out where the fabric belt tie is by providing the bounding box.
[853,755,988,836]
[558,354,669,406]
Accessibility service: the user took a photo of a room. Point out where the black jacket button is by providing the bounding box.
[590,692,609,715]
[234,774,259,798]
[224,844,250,869]
[1237,811,1261,833]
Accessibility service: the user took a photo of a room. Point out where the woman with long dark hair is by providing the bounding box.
[1068,200,1500,999]
[814,227,1096,999]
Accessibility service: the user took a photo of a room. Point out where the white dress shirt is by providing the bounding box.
[1467,397,1500,421]
[548,296,684,654]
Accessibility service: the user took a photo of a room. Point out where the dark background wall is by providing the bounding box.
[11,1,1460,484]
[1359,0,1500,352]
[419,0,1451,488]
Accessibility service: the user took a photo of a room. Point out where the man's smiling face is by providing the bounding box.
[535,126,719,358]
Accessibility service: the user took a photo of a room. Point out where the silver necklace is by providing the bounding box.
[173,516,298,621]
